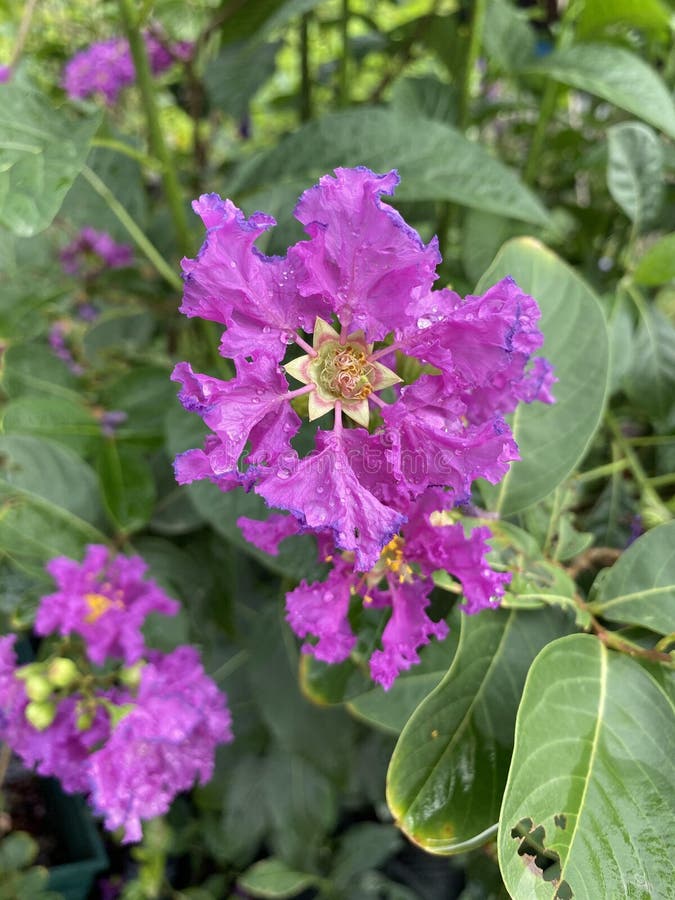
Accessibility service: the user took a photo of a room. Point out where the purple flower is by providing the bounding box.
[60,227,133,279]
[62,32,189,105]
[174,168,554,570]
[0,65,11,84]
[0,636,111,793]
[88,646,232,843]
[36,545,179,666]
[62,37,135,105]
[242,488,511,689]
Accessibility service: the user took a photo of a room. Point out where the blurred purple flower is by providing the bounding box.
[48,322,84,375]
[62,32,192,105]
[174,168,554,570]
[88,646,232,843]
[0,65,11,83]
[36,544,179,666]
[100,410,128,438]
[60,227,133,279]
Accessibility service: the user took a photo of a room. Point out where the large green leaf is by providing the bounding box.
[476,238,609,515]
[575,0,671,43]
[587,521,675,634]
[633,233,675,286]
[229,108,549,227]
[0,434,106,565]
[386,606,571,854]
[624,305,675,420]
[607,122,663,230]
[0,84,100,236]
[523,44,675,139]
[1,395,100,458]
[498,635,675,899]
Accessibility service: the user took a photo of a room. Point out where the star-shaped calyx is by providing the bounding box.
[284,317,401,427]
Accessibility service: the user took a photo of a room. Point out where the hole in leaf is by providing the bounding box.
[510,817,573,897]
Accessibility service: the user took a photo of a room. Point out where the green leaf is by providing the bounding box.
[386,606,572,854]
[0,343,80,400]
[0,435,106,565]
[587,521,675,634]
[0,84,100,235]
[476,238,609,514]
[331,823,402,885]
[484,0,536,72]
[389,75,458,125]
[347,620,461,734]
[204,40,281,120]
[624,305,675,420]
[498,635,675,899]
[2,395,100,457]
[575,0,671,43]
[230,108,549,228]
[238,859,318,899]
[633,233,675,286]
[0,832,38,872]
[523,44,675,139]
[607,122,663,229]
[97,441,156,534]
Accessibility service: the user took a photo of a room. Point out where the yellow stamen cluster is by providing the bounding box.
[381,536,413,584]
[84,592,124,623]
[316,343,374,401]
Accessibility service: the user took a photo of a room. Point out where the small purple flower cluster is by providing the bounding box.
[60,226,133,278]
[48,321,84,375]
[0,546,232,843]
[62,32,192,105]
[173,167,554,687]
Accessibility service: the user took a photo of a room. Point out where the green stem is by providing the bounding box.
[458,0,487,130]
[8,0,39,69]
[91,137,164,172]
[523,81,558,185]
[299,12,312,122]
[648,473,675,488]
[82,165,182,291]
[338,0,350,107]
[605,411,672,522]
[628,434,675,447]
[575,459,629,483]
[118,0,191,257]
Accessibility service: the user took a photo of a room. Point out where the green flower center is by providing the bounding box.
[312,341,374,402]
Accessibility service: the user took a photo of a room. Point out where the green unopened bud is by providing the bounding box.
[25,674,52,703]
[25,700,56,731]
[119,661,145,689]
[15,662,42,681]
[76,708,95,731]
[47,658,79,689]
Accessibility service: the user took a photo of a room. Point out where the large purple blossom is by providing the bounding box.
[36,544,179,666]
[240,488,511,689]
[62,32,191,105]
[60,227,133,279]
[174,168,554,571]
[88,647,233,843]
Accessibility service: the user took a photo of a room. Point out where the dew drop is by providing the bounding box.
[262,325,271,334]
[417,317,432,329]
[251,397,260,404]
[276,468,291,480]
[256,388,264,396]
[230,261,237,269]
[324,591,334,602]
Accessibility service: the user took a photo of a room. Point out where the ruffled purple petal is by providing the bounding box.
[256,430,405,571]
[237,513,302,555]
[286,563,357,663]
[181,195,323,360]
[382,376,519,499]
[369,582,449,691]
[292,167,440,341]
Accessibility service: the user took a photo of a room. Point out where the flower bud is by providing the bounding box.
[118,661,144,689]
[76,708,95,731]
[25,700,56,731]
[47,657,79,689]
[25,674,52,703]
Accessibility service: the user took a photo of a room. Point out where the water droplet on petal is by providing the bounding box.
[276,468,291,480]
[262,325,271,334]
[324,591,334,602]
[417,317,432,330]
[230,261,237,269]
